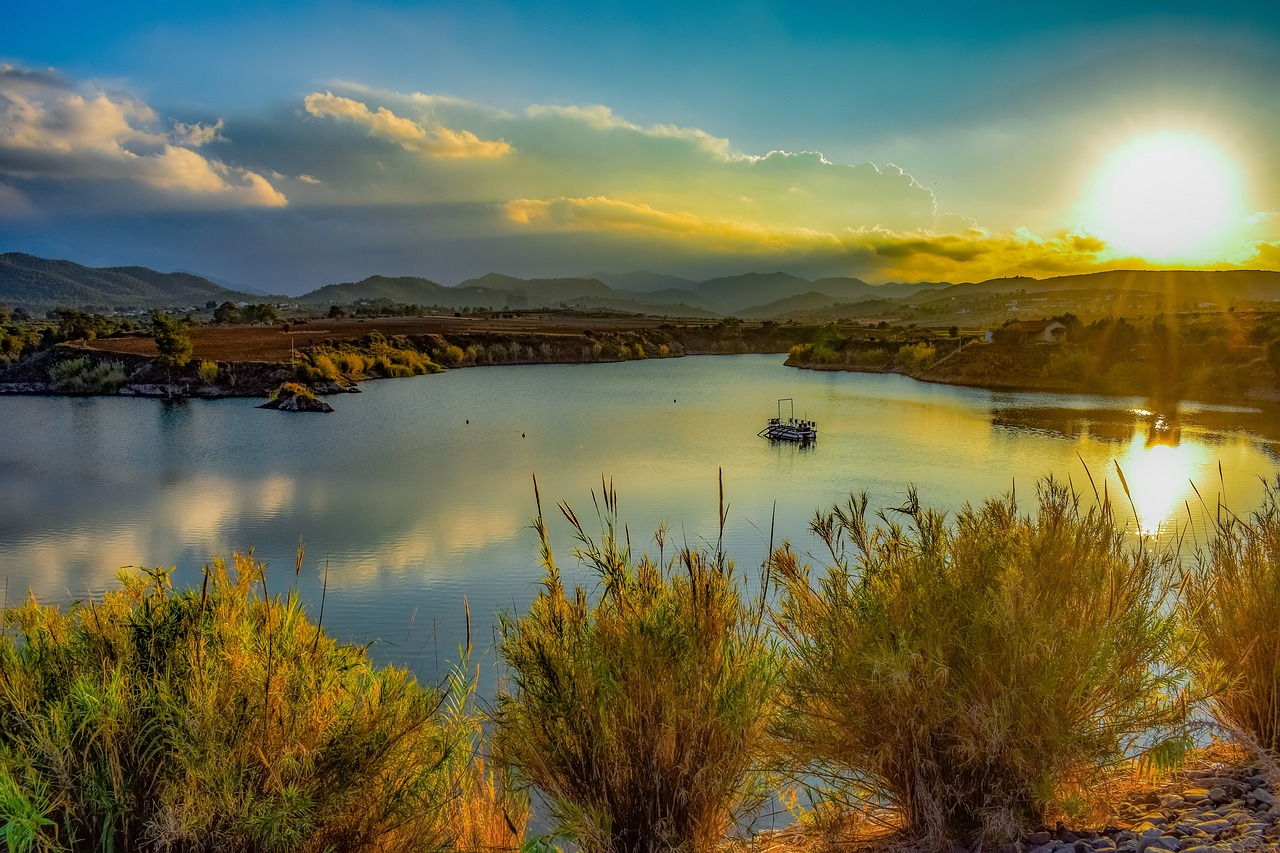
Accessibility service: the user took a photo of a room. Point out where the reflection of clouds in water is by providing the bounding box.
[3,527,151,601]
[324,506,524,587]
[2,473,299,602]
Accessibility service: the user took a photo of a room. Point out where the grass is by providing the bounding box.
[1183,477,1280,752]
[47,355,129,393]
[771,478,1191,851]
[0,554,510,853]
[493,476,778,853]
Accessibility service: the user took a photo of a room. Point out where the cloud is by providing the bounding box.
[303,91,512,159]
[0,65,285,207]
[502,194,1150,280]
[172,118,225,147]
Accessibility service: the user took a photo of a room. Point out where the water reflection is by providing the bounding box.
[3,356,1280,679]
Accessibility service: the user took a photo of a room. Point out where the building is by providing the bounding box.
[1002,319,1067,344]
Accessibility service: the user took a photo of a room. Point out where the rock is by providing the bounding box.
[1208,786,1230,805]
[1249,788,1275,806]
[1029,842,1057,853]
[1196,818,1232,836]
[1132,822,1162,835]
[257,389,333,413]
[1183,788,1211,802]
[1134,836,1178,853]
[1028,832,1054,846]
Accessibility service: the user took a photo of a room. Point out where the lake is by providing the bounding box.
[3,353,1280,682]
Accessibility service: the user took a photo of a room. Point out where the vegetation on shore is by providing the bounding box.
[0,554,523,853]
[773,480,1189,849]
[494,479,777,853]
[787,311,1280,404]
[4,478,1280,852]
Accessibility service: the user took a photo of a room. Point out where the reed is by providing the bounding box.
[0,554,495,853]
[493,477,778,853]
[772,479,1190,850]
[1183,477,1280,751]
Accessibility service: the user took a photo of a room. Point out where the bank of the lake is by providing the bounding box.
[0,314,815,402]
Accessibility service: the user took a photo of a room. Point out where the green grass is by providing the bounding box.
[493,477,778,853]
[772,479,1190,850]
[0,554,509,853]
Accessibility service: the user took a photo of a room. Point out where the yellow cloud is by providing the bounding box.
[304,91,512,159]
[503,194,1257,281]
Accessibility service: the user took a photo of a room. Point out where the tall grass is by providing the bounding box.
[772,479,1189,850]
[493,478,778,853]
[1184,478,1280,751]
[0,554,508,853]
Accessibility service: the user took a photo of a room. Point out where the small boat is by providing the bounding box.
[759,398,816,445]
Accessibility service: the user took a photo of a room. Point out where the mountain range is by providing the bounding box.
[3,252,1280,320]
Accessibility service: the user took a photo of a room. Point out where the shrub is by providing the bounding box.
[844,347,891,369]
[1042,348,1095,382]
[896,341,937,373]
[48,357,129,393]
[494,480,778,853]
[0,556,496,853]
[197,359,220,384]
[1183,479,1280,751]
[772,480,1188,850]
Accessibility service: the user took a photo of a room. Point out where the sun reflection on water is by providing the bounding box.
[1113,422,1202,537]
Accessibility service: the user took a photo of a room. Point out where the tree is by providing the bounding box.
[327,304,347,319]
[151,311,193,367]
[213,301,241,324]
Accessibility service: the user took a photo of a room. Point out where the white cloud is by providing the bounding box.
[303,91,512,159]
[0,65,285,207]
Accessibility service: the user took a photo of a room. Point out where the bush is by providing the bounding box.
[48,357,129,393]
[896,341,937,373]
[0,556,498,853]
[772,480,1188,850]
[1184,478,1280,751]
[494,480,778,853]
[1042,347,1095,382]
[197,359,220,384]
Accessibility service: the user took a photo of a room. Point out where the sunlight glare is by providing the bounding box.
[1087,133,1242,262]
[1116,433,1196,537]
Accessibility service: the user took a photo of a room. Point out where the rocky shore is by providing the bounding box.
[741,751,1279,853]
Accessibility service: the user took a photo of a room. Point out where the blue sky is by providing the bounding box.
[2,1,1279,292]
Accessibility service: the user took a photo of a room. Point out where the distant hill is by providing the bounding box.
[300,275,452,306]
[13,252,1280,322]
[587,270,701,293]
[0,253,250,311]
[455,273,614,305]
[934,269,1280,303]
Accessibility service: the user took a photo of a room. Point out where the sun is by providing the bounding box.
[1086,132,1243,262]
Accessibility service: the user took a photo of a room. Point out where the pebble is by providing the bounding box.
[1015,758,1280,853]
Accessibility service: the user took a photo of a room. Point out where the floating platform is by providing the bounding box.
[759,398,816,445]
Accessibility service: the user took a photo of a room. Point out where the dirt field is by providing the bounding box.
[87,314,688,362]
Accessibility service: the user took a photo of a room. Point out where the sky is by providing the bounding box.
[2,1,1280,293]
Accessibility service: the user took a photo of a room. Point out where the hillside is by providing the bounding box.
[300,275,452,306]
[0,253,250,311]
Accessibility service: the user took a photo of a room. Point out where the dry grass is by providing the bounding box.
[0,554,507,853]
[493,476,779,853]
[1183,477,1280,752]
[771,479,1190,851]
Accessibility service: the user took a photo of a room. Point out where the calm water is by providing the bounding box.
[3,353,1280,680]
